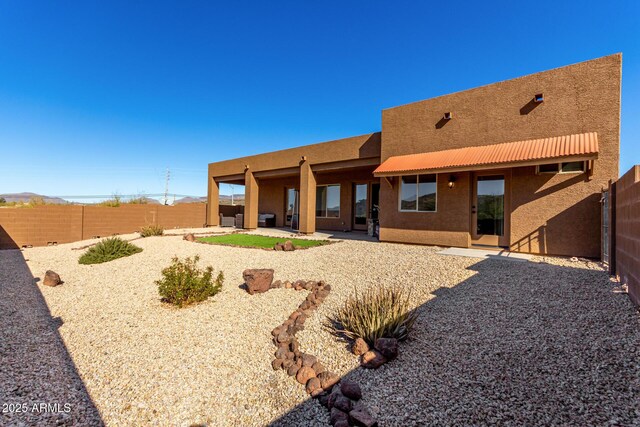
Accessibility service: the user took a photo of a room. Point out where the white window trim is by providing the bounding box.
[536,161,586,175]
[316,184,341,218]
[398,174,438,213]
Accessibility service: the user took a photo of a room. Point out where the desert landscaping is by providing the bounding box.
[2,228,639,426]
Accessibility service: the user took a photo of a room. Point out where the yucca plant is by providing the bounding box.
[156,256,223,307]
[140,224,164,237]
[78,237,143,265]
[326,286,419,345]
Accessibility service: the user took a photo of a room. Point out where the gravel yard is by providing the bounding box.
[2,229,639,426]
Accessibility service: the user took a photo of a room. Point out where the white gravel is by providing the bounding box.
[2,230,639,426]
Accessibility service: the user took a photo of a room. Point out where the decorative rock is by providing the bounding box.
[305,377,321,395]
[283,240,295,251]
[374,337,399,360]
[340,380,362,400]
[274,243,285,251]
[352,338,369,356]
[271,326,282,337]
[349,408,377,427]
[271,280,282,289]
[242,268,274,294]
[284,281,292,289]
[275,347,288,359]
[334,421,349,427]
[287,364,300,377]
[317,371,340,390]
[183,233,196,242]
[334,395,353,413]
[302,354,317,367]
[276,331,290,343]
[289,339,299,354]
[296,366,316,385]
[361,350,387,369]
[271,359,283,370]
[316,392,330,407]
[330,408,349,426]
[282,359,294,369]
[295,314,306,326]
[289,311,301,321]
[43,270,62,287]
[312,361,325,375]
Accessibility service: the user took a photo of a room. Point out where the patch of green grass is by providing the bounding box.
[197,234,328,249]
[78,237,143,265]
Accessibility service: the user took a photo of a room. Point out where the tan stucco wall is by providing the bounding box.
[380,54,621,257]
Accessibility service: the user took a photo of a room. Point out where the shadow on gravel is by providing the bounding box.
[269,257,640,426]
[0,249,104,426]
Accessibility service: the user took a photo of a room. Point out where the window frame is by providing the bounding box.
[398,174,438,213]
[536,161,586,175]
[316,184,341,218]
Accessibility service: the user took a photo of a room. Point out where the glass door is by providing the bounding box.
[472,173,509,247]
[285,188,299,230]
[353,183,368,231]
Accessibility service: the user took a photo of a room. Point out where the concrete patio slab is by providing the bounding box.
[438,247,533,261]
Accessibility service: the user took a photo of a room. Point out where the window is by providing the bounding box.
[561,161,585,173]
[400,174,437,212]
[316,184,340,218]
[537,161,585,174]
[538,163,559,173]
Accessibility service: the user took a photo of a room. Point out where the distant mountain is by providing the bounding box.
[0,192,68,204]
[174,196,207,204]
[174,194,245,205]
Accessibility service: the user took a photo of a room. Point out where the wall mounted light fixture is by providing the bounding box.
[443,111,453,120]
[534,93,544,103]
[448,175,457,189]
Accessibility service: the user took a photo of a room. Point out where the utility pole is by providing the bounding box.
[164,168,170,205]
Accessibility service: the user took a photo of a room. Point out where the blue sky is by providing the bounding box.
[0,1,638,199]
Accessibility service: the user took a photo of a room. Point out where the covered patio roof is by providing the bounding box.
[373,132,599,176]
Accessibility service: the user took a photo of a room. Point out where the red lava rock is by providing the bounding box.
[271,359,283,370]
[282,359,294,369]
[242,268,274,294]
[333,395,353,413]
[312,361,325,375]
[317,371,340,390]
[340,380,362,400]
[183,233,196,242]
[302,354,317,367]
[296,366,316,384]
[274,243,285,251]
[275,347,288,359]
[330,407,349,425]
[283,240,295,251]
[284,281,292,289]
[349,407,377,427]
[271,280,282,289]
[43,270,62,287]
[287,364,300,377]
[352,338,370,356]
[374,337,399,360]
[361,350,387,369]
[306,377,321,395]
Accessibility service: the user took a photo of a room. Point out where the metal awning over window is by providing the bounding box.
[373,132,598,176]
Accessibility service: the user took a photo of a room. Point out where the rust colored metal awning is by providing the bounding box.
[374,132,599,176]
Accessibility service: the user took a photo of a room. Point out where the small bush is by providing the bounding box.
[78,237,143,265]
[140,224,164,237]
[156,256,223,307]
[99,195,121,207]
[326,286,418,345]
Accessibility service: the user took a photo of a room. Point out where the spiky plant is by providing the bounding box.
[140,224,164,237]
[78,237,143,265]
[156,255,223,307]
[326,286,418,345]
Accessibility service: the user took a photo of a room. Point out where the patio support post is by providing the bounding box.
[299,160,316,234]
[207,176,220,226]
[244,169,259,229]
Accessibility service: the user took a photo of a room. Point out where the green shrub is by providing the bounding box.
[99,195,121,207]
[327,286,418,345]
[156,256,223,307]
[78,237,143,265]
[140,224,164,237]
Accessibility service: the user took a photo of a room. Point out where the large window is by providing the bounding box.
[316,184,340,218]
[400,174,437,212]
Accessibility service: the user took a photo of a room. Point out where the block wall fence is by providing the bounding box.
[609,165,640,307]
[0,203,220,249]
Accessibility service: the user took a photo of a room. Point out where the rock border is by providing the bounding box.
[250,277,377,426]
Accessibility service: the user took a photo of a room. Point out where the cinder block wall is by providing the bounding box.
[0,204,207,249]
[614,165,640,306]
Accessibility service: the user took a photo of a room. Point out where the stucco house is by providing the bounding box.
[207,54,621,258]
